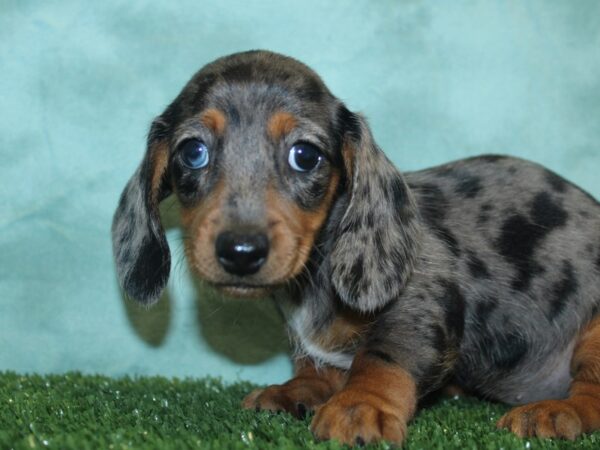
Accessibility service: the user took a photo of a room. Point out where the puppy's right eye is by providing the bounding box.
[180,139,209,169]
[288,143,323,172]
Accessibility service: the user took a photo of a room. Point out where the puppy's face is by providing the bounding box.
[114,51,418,310]
[164,53,343,297]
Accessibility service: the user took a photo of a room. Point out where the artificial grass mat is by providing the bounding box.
[1,372,599,449]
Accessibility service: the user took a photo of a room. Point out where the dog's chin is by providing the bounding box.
[217,284,271,299]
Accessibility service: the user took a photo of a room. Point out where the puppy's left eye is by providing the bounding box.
[288,143,323,172]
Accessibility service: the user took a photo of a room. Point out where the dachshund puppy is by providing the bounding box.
[112,50,600,446]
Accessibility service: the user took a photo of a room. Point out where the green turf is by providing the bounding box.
[1,372,599,449]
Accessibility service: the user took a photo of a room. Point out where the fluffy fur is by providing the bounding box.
[112,50,600,446]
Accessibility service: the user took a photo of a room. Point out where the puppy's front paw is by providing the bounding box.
[242,383,328,419]
[497,400,582,440]
[311,389,408,446]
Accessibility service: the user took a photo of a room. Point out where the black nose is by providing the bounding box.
[215,231,269,276]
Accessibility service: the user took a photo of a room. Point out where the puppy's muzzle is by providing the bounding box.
[215,231,269,276]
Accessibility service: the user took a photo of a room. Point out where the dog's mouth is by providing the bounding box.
[213,282,274,298]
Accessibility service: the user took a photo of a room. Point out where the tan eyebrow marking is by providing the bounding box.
[267,111,298,140]
[200,108,227,135]
[150,142,169,203]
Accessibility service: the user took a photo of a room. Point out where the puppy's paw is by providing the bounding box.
[497,400,582,440]
[242,384,328,419]
[311,389,407,446]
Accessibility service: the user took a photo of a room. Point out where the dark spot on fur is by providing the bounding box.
[490,329,528,370]
[171,163,198,200]
[306,178,328,202]
[364,211,375,228]
[431,324,447,355]
[545,171,568,193]
[530,192,568,229]
[466,251,491,279]
[365,349,396,364]
[387,177,414,222]
[497,196,567,292]
[497,214,543,291]
[477,155,508,163]
[389,177,408,205]
[346,255,365,297]
[592,301,600,317]
[548,260,578,319]
[417,323,459,395]
[226,104,241,126]
[412,183,461,257]
[437,279,466,341]
[412,183,447,222]
[474,296,498,325]
[298,77,324,103]
[336,105,362,142]
[227,193,241,209]
[221,62,254,82]
[187,73,218,111]
[374,230,387,257]
[147,118,170,145]
[456,175,483,199]
[437,226,461,257]
[338,216,361,236]
[478,203,493,224]
[125,233,170,303]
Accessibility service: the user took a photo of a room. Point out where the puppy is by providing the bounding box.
[112,50,600,446]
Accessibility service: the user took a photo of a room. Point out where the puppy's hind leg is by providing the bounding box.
[498,316,600,440]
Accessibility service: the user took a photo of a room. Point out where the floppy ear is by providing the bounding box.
[329,108,422,312]
[111,118,172,305]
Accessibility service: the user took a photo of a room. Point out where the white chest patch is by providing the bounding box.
[287,303,355,370]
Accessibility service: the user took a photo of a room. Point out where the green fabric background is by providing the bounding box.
[1,0,599,385]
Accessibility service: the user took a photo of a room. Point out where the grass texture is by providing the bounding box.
[1,372,600,449]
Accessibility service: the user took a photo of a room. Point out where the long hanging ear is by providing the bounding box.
[330,108,422,312]
[111,118,172,305]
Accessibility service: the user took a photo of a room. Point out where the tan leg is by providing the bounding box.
[311,352,417,446]
[242,358,346,418]
[498,316,600,439]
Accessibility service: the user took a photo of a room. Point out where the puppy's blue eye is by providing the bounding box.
[288,143,323,172]
[180,139,209,169]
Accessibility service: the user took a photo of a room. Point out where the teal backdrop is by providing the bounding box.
[1,0,599,384]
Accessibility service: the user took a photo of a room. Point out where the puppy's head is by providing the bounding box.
[112,50,420,311]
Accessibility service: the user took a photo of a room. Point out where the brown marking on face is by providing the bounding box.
[311,351,417,445]
[200,108,227,135]
[150,142,169,204]
[242,358,347,418]
[179,169,339,291]
[341,141,354,185]
[497,316,600,439]
[267,111,297,141]
[180,178,229,282]
[264,170,340,281]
